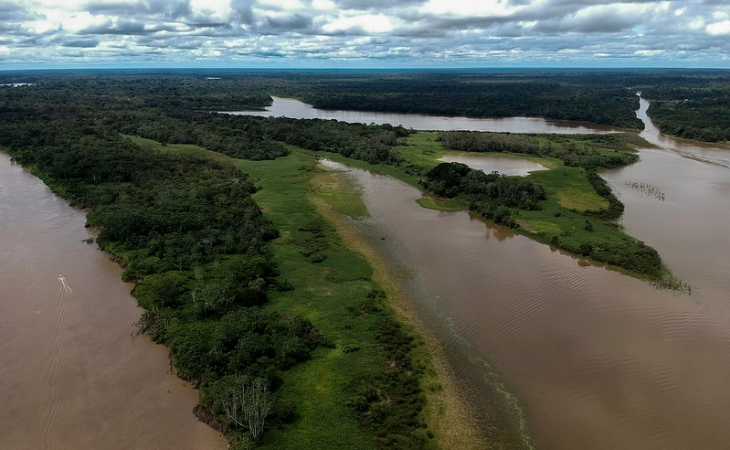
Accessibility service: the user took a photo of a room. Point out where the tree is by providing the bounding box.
[222,376,272,440]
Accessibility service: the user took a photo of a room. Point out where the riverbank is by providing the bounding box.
[300,131,678,286]
[0,151,226,450]
[308,162,491,450]
[128,135,515,447]
[233,147,499,449]
[133,133,539,448]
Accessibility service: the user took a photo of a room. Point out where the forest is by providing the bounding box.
[638,71,730,142]
[0,76,432,450]
[3,68,727,141]
[0,68,721,447]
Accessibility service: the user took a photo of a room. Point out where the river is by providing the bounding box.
[276,97,730,449]
[223,96,622,134]
[0,154,225,450]
[602,96,730,304]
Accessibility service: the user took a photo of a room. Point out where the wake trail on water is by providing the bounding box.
[43,275,72,450]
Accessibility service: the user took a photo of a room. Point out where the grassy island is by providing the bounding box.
[300,130,679,287]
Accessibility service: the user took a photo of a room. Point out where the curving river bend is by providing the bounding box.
[230,97,730,450]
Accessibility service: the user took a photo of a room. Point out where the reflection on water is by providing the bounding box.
[0,153,224,450]
[322,154,730,450]
[439,154,548,176]
[223,96,621,134]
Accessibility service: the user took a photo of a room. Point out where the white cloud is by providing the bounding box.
[1,0,729,67]
[190,0,232,20]
[421,0,522,17]
[322,13,395,33]
[706,20,730,36]
[64,12,107,32]
[311,0,336,10]
[257,0,307,10]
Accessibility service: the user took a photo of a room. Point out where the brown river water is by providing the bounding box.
[438,154,548,177]
[313,97,730,450]
[0,155,225,450]
[224,96,621,134]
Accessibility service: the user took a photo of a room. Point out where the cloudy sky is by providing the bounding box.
[1,0,729,68]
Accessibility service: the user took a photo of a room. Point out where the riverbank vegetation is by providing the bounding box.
[310,130,668,282]
[0,79,480,449]
[1,123,321,447]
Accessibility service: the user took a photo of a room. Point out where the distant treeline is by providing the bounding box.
[3,69,728,142]
[0,75,408,164]
[639,73,730,142]
[301,74,643,129]
[109,109,408,165]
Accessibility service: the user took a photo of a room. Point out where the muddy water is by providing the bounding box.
[224,96,621,134]
[439,154,548,176]
[0,154,225,450]
[322,156,730,450]
[603,95,730,306]
[634,95,730,169]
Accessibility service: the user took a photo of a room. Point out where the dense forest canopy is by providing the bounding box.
[2,68,729,141]
[0,72,437,449]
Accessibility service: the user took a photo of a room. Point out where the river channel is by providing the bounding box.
[224,96,622,134]
[0,154,225,450]
[235,97,730,449]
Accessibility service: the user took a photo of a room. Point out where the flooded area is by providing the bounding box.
[601,95,730,308]
[603,150,730,303]
[323,156,730,450]
[232,93,730,450]
[438,154,548,176]
[223,96,621,134]
[0,154,225,450]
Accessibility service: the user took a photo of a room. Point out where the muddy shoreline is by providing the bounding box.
[312,161,529,449]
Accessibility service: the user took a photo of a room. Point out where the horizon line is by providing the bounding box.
[2,66,730,72]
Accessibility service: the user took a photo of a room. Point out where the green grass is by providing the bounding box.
[528,166,608,212]
[122,134,443,449]
[556,188,609,211]
[234,151,435,450]
[306,163,368,219]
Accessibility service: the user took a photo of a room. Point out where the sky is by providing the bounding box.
[1,0,729,69]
